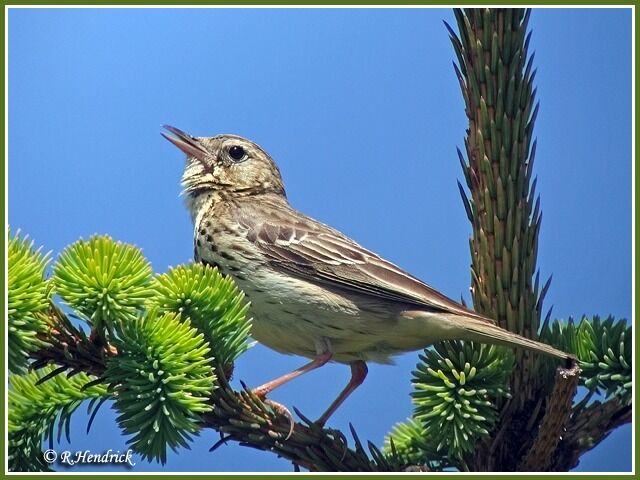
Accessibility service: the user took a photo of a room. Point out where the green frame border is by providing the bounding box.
[1,3,635,478]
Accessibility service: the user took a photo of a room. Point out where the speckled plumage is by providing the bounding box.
[162,125,571,424]
[192,191,461,364]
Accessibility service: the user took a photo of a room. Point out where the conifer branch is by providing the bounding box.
[385,8,630,472]
[27,304,407,472]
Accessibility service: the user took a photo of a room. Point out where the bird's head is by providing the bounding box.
[161,125,286,200]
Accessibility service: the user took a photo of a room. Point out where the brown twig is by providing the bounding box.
[550,397,632,471]
[518,363,580,471]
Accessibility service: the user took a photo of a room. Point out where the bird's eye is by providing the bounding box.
[228,145,246,162]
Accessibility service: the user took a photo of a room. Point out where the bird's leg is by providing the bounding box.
[252,351,333,399]
[316,360,368,427]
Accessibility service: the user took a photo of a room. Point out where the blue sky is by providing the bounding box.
[8,7,632,472]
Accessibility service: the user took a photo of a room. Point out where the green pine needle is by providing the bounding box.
[411,341,513,460]
[147,263,253,371]
[9,367,107,472]
[8,229,51,373]
[52,235,153,335]
[384,418,448,470]
[540,316,631,403]
[105,310,215,464]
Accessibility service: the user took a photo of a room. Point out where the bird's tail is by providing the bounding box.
[452,315,573,364]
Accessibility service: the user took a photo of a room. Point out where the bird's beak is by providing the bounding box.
[161,125,209,161]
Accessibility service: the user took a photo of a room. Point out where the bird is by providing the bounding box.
[161,124,572,426]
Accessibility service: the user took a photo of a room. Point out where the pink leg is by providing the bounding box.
[316,360,368,426]
[252,351,333,398]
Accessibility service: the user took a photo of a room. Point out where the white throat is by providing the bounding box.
[184,192,215,227]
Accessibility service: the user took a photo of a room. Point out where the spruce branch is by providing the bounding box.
[441,9,574,470]
[518,362,580,471]
[435,7,632,471]
[147,263,253,375]
[384,419,443,469]
[388,8,630,472]
[8,367,107,472]
[540,315,632,403]
[202,376,408,472]
[105,310,216,464]
[410,341,513,467]
[28,304,407,472]
[29,302,115,379]
[28,304,408,471]
[450,7,544,407]
[551,396,632,471]
[8,229,51,373]
[53,235,154,338]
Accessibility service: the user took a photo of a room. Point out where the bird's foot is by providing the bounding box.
[262,398,295,440]
[240,381,295,439]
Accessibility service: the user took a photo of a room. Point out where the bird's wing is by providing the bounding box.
[238,205,492,322]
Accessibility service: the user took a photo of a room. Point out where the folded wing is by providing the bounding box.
[239,206,493,324]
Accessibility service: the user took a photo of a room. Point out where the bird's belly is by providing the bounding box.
[197,241,454,364]
[236,270,450,364]
[237,272,373,361]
